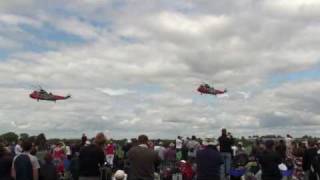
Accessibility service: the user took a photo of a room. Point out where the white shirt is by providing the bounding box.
[176,138,183,149]
[66,146,71,156]
[14,144,22,155]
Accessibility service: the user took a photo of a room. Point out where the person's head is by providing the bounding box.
[265,140,274,150]
[114,170,126,180]
[21,140,32,152]
[138,134,148,145]
[279,139,285,145]
[237,142,243,149]
[308,140,316,148]
[56,142,62,147]
[30,146,37,156]
[222,128,227,136]
[0,143,8,157]
[191,135,196,140]
[94,132,106,146]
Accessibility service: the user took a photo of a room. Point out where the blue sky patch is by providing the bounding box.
[269,65,320,87]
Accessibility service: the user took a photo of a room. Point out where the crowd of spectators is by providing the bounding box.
[0,129,320,180]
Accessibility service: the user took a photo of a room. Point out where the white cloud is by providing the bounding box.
[96,88,134,96]
[0,14,41,27]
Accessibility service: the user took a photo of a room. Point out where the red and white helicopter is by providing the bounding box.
[29,87,71,102]
[197,83,227,96]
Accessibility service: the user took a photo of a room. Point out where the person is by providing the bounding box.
[292,141,305,180]
[186,135,200,162]
[0,143,13,180]
[52,142,65,178]
[310,147,320,180]
[231,142,249,180]
[164,142,176,171]
[154,141,166,161]
[302,140,318,180]
[258,140,282,180]
[235,142,246,156]
[128,134,160,180]
[14,140,22,156]
[11,140,40,180]
[113,170,127,180]
[285,135,293,158]
[275,140,287,161]
[251,140,264,159]
[39,153,58,180]
[105,141,115,167]
[69,149,80,180]
[176,136,183,160]
[81,134,87,147]
[196,138,223,180]
[218,129,234,178]
[79,133,106,180]
[122,139,133,159]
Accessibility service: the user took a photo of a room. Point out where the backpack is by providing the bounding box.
[14,154,33,180]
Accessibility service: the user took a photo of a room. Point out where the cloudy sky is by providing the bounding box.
[0,0,320,139]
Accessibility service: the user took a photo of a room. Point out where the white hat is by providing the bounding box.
[203,138,218,146]
[114,170,126,180]
[278,163,288,171]
[85,140,91,145]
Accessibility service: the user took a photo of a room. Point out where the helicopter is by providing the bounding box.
[197,83,227,96]
[29,87,71,102]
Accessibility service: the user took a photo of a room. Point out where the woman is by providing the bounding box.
[0,143,13,180]
[52,142,65,178]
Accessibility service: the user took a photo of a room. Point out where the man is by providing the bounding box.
[79,133,106,180]
[302,140,319,180]
[128,134,160,180]
[81,133,87,146]
[187,135,200,162]
[12,140,40,180]
[258,140,282,180]
[218,129,234,178]
[154,141,166,161]
[196,138,223,180]
[275,140,287,161]
[0,143,13,180]
[176,136,183,161]
[39,153,58,180]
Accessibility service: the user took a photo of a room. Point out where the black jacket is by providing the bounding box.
[218,135,234,153]
[258,150,282,180]
[79,144,105,177]
[302,147,318,171]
